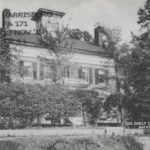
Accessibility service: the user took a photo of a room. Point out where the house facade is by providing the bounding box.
[1,8,117,125]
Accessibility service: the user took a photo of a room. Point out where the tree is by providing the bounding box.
[83,31,92,41]
[42,84,80,125]
[94,25,122,93]
[0,82,47,128]
[73,89,103,126]
[95,25,139,123]
[94,25,121,58]
[0,29,12,83]
[137,0,150,28]
[68,28,92,41]
[0,28,26,83]
[113,0,150,122]
[68,28,83,40]
[38,24,74,84]
[103,92,124,124]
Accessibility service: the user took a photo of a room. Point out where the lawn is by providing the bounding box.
[0,135,143,150]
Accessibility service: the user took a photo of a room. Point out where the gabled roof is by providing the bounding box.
[6,30,105,55]
[61,38,105,54]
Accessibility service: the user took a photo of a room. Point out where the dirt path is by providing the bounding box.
[138,136,150,150]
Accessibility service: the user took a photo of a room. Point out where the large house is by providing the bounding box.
[1,8,117,125]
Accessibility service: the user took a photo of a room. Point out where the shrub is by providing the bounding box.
[47,137,102,150]
[0,135,143,150]
[0,141,20,150]
[115,135,143,150]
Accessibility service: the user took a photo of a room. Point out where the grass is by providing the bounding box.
[0,135,143,150]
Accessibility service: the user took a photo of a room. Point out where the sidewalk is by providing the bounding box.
[0,127,144,137]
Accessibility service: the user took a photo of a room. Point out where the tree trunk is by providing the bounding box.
[8,115,14,129]
[37,117,41,126]
[82,109,86,126]
[114,60,120,92]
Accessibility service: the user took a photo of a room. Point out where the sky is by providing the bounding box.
[0,0,146,43]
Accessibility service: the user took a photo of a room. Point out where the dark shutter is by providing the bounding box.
[32,62,37,80]
[19,61,24,77]
[67,66,70,78]
[89,68,93,84]
[40,63,44,80]
[95,69,99,85]
[78,67,83,79]
[105,70,109,85]
[56,65,61,80]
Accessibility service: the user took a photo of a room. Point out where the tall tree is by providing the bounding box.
[116,0,150,121]
[38,24,74,84]
[0,29,12,83]
[0,82,46,128]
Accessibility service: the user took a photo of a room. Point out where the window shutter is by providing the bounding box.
[67,67,70,78]
[105,70,109,85]
[56,65,61,80]
[32,62,37,80]
[78,67,83,79]
[19,61,24,77]
[39,63,44,80]
[95,69,99,85]
[89,68,93,84]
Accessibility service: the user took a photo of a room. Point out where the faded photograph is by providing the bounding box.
[0,0,149,149]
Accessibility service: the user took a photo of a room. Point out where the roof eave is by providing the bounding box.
[31,8,65,21]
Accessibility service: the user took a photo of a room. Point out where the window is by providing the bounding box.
[95,69,109,85]
[78,67,93,83]
[81,67,89,82]
[64,66,93,84]
[19,61,37,80]
[44,64,51,80]
[64,66,70,78]
[70,66,79,79]
[64,66,78,79]
[24,61,33,79]
[95,69,105,84]
[39,63,52,80]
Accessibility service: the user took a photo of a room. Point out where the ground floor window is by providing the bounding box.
[95,69,108,85]
[19,61,37,80]
[39,62,52,80]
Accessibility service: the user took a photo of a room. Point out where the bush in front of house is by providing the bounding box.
[0,82,80,129]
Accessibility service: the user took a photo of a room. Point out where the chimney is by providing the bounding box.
[31,8,65,34]
[94,26,108,47]
[2,9,11,30]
